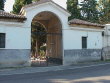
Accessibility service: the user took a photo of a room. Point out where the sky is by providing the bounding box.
[5,0,15,12]
[4,0,82,12]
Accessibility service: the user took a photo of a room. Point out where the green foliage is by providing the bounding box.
[12,0,110,24]
[80,0,99,23]
[67,0,99,23]
[67,0,110,24]
[12,0,23,14]
[0,0,6,10]
[12,0,38,14]
[31,22,47,57]
[67,0,81,20]
[98,0,110,24]
[22,0,32,4]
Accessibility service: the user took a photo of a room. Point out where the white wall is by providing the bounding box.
[23,2,70,60]
[23,2,70,29]
[63,27,103,50]
[0,2,70,54]
[103,24,110,47]
[0,1,70,67]
[0,22,31,49]
[52,0,67,9]
[87,32,102,49]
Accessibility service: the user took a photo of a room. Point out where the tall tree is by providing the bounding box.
[0,0,6,10]
[98,0,110,24]
[67,0,81,20]
[80,0,99,23]
[12,0,23,14]
[31,22,46,57]
[12,0,38,14]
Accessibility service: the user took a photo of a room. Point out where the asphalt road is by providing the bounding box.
[0,64,110,83]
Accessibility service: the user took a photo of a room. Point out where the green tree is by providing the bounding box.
[98,0,110,24]
[31,22,46,57]
[12,0,23,14]
[12,0,38,14]
[67,0,81,20]
[22,0,32,4]
[80,0,99,23]
[0,0,6,10]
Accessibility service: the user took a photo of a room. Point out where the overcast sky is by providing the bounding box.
[4,0,82,12]
[5,0,15,12]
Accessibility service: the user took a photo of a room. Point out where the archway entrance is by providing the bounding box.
[31,11,63,66]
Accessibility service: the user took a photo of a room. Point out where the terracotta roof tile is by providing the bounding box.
[69,19,104,28]
[0,10,26,20]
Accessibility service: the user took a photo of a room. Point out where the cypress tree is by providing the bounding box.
[67,0,81,20]
[0,0,6,10]
[12,0,23,14]
[80,0,99,23]
[12,0,38,14]
[98,0,110,24]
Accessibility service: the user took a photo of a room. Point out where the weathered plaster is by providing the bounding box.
[0,49,31,68]
[64,49,101,65]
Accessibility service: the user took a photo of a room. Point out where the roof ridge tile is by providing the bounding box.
[69,19,104,28]
[0,10,26,20]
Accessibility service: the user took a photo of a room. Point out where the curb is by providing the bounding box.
[0,62,110,76]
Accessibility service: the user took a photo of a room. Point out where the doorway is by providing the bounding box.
[31,11,63,66]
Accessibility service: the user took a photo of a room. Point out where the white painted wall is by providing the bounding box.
[0,22,31,49]
[0,1,105,66]
[52,0,67,9]
[0,2,103,51]
[63,27,103,50]
[0,2,70,57]
[23,2,70,29]
[103,24,110,47]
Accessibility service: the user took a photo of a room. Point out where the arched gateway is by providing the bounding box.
[31,11,63,65]
[21,0,70,66]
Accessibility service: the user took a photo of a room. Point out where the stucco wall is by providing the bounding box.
[0,49,30,68]
[23,2,70,30]
[0,21,31,67]
[103,24,110,47]
[63,26,103,65]
[102,24,110,60]
[0,2,70,67]
[64,49,101,65]
[0,2,104,67]
[0,22,31,49]
[63,27,103,50]
[52,0,67,9]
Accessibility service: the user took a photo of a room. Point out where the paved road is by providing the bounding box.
[0,64,110,83]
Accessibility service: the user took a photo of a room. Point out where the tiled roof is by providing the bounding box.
[69,19,104,28]
[0,10,26,20]
[23,0,70,14]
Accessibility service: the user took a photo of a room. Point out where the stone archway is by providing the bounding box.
[31,11,63,65]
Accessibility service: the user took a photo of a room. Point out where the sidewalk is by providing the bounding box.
[0,61,110,76]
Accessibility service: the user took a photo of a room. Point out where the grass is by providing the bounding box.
[105,59,110,62]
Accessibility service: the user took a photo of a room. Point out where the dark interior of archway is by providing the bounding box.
[31,11,62,66]
[31,22,46,58]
